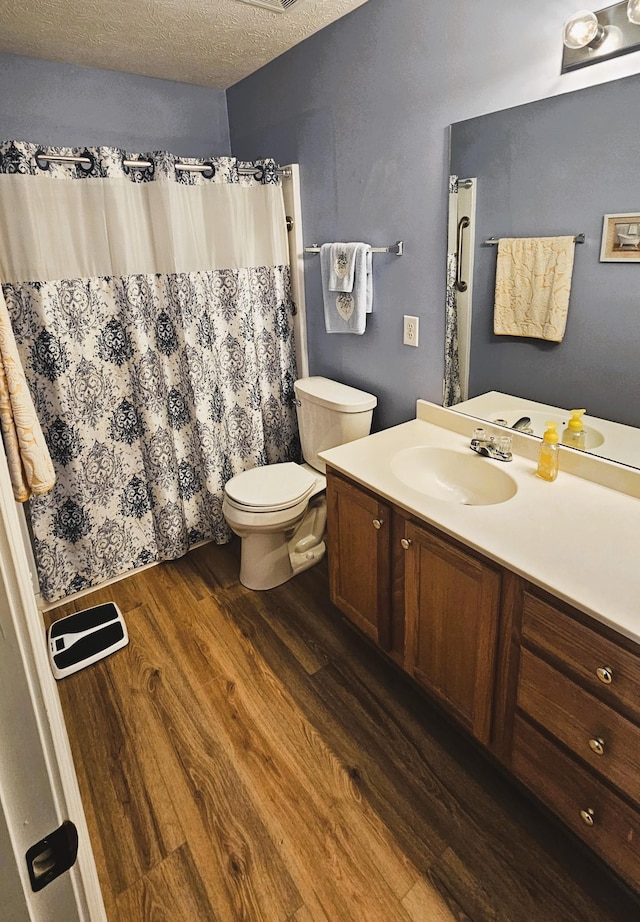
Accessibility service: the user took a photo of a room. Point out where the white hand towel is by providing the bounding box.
[321,242,372,334]
[327,242,359,292]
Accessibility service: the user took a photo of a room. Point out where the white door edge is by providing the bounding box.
[0,442,107,922]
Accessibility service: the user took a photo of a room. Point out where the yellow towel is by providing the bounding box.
[0,288,56,501]
[493,236,576,342]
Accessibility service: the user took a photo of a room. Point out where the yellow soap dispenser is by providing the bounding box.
[537,421,559,482]
[562,409,586,450]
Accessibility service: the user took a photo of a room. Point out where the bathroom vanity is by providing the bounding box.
[321,401,640,895]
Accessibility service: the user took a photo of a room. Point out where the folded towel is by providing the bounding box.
[320,242,372,334]
[327,242,359,292]
[493,236,576,342]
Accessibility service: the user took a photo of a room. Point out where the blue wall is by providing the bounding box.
[0,53,230,156]
[227,0,640,432]
[228,3,447,431]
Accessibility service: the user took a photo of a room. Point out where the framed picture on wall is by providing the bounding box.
[600,212,640,262]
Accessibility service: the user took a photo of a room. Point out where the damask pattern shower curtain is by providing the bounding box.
[444,175,462,407]
[0,141,299,602]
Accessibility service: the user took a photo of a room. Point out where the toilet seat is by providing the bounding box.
[224,462,317,512]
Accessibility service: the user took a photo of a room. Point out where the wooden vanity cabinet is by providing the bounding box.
[325,467,640,892]
[508,589,640,892]
[326,469,502,745]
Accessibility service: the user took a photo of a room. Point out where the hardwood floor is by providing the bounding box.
[48,542,640,921]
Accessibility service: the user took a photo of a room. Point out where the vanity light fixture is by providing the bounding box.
[561,2,640,72]
[563,10,606,49]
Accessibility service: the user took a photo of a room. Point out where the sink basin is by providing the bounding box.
[391,446,517,506]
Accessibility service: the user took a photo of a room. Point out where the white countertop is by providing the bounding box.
[320,401,640,646]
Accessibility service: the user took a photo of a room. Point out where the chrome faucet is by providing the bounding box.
[511,415,532,433]
[493,416,533,435]
[470,428,513,462]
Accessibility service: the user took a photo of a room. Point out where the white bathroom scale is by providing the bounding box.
[47,601,129,680]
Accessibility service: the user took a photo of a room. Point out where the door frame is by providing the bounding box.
[0,442,106,921]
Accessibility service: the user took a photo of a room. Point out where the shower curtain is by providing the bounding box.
[0,141,299,602]
[444,175,462,407]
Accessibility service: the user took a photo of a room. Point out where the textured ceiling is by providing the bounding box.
[0,0,369,88]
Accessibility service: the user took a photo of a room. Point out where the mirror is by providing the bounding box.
[449,71,640,469]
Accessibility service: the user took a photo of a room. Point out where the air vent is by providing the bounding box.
[236,0,301,12]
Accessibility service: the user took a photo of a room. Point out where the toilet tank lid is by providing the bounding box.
[294,377,377,413]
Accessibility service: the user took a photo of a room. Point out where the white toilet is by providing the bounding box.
[222,376,377,590]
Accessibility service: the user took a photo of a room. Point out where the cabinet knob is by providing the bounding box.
[588,737,605,757]
[579,807,596,827]
[400,538,412,550]
[596,666,613,685]
[372,518,384,530]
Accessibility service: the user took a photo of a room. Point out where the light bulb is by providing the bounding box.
[563,10,604,49]
[628,0,640,25]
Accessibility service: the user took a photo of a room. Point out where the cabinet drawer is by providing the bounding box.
[521,592,640,723]
[512,716,640,891]
[517,648,640,805]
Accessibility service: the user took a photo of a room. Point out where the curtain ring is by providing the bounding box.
[76,150,96,175]
[34,149,51,172]
[123,157,155,178]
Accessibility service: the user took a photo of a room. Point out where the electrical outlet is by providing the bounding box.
[403,315,419,347]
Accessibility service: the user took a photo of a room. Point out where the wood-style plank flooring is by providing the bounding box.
[48,542,640,921]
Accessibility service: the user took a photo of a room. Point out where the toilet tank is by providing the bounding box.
[294,377,377,473]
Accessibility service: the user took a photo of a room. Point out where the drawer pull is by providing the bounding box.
[596,666,613,685]
[400,538,412,550]
[588,737,605,757]
[580,808,596,827]
[372,519,384,530]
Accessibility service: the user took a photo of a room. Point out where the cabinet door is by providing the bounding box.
[326,472,391,648]
[404,521,502,745]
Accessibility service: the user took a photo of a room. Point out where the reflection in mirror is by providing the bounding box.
[449,72,640,469]
[454,391,640,470]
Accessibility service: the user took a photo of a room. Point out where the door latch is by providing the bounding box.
[25,820,78,892]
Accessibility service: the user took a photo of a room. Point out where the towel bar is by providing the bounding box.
[304,241,403,256]
[484,234,585,246]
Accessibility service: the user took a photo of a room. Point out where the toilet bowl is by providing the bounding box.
[222,376,377,591]
[222,462,327,590]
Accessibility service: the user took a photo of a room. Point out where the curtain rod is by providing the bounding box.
[34,153,291,177]
[484,234,585,245]
[305,240,403,255]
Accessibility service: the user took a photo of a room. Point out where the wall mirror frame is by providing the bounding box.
[448,70,640,470]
